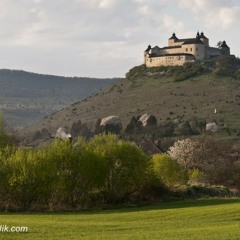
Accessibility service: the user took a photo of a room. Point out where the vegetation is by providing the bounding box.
[0,199,240,240]
[168,136,240,190]
[0,129,240,211]
[126,58,240,82]
[0,134,151,211]
[150,154,188,188]
[125,62,205,81]
[214,57,240,79]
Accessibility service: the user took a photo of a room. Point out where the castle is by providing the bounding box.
[144,32,231,67]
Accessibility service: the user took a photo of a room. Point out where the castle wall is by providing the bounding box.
[160,44,205,60]
[145,55,194,67]
[181,43,205,60]
[200,37,209,46]
[206,47,222,58]
[206,47,230,58]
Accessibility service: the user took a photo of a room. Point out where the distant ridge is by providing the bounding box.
[0,69,120,128]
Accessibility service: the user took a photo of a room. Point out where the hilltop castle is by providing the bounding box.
[144,32,231,67]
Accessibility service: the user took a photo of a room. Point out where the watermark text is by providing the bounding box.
[0,225,28,233]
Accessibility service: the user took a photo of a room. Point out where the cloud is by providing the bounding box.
[179,0,240,30]
[162,15,185,33]
[98,0,116,9]
[208,6,240,29]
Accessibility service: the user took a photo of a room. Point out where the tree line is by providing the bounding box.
[0,132,240,211]
[0,113,240,211]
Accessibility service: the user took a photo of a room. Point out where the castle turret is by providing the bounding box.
[168,33,178,46]
[144,45,151,64]
[199,32,209,46]
[220,41,230,55]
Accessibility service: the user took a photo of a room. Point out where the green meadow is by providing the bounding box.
[1,199,240,240]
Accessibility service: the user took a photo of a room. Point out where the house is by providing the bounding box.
[140,140,165,155]
[144,31,231,67]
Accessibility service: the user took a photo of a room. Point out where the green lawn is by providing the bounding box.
[0,199,240,240]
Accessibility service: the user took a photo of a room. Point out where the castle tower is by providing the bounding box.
[168,33,178,46]
[199,32,209,46]
[220,41,230,55]
[144,45,151,64]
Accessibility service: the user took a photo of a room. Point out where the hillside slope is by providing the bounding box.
[0,69,119,128]
[21,61,240,139]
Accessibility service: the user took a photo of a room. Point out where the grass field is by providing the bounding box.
[0,199,240,240]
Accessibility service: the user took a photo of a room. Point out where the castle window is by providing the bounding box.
[186,48,188,52]
[190,48,192,51]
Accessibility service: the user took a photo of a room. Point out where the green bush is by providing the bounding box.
[3,147,44,210]
[41,139,107,209]
[215,57,240,79]
[89,134,149,203]
[173,62,204,82]
[150,154,188,188]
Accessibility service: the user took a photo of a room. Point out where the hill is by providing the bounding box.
[0,69,119,128]
[21,58,240,140]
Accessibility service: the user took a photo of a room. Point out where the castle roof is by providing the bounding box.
[182,38,204,45]
[220,41,229,48]
[152,46,161,50]
[162,46,181,49]
[176,38,194,42]
[169,33,178,40]
[200,32,208,39]
[148,53,195,58]
[145,45,151,52]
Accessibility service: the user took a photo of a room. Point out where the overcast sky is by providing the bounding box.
[0,0,239,78]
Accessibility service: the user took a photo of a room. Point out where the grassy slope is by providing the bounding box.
[1,199,240,240]
[22,67,240,138]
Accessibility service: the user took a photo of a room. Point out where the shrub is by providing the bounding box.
[172,62,204,82]
[3,148,44,210]
[150,154,188,188]
[168,136,234,186]
[89,134,149,203]
[42,139,106,209]
[188,169,204,183]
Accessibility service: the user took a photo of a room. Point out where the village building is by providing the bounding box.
[144,32,231,67]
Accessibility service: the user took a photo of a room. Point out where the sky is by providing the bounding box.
[0,0,240,78]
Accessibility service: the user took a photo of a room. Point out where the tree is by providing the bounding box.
[150,154,188,187]
[4,148,45,210]
[168,137,227,170]
[89,134,148,203]
[0,146,17,209]
[178,120,193,136]
[94,118,102,134]
[58,138,106,208]
[168,136,232,184]
[0,114,11,147]
[216,41,222,48]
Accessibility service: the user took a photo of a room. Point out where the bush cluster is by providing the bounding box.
[0,134,190,211]
[125,62,205,81]
[168,136,240,189]
[170,62,204,82]
[214,57,240,79]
